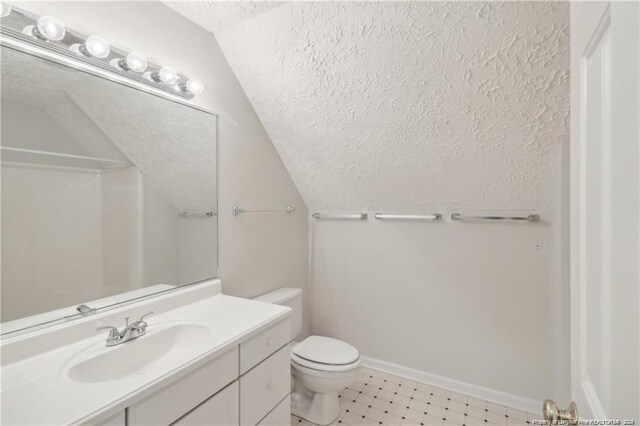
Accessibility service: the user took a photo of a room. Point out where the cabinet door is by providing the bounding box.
[128,348,238,426]
[240,319,290,374]
[257,396,290,426]
[173,381,239,426]
[97,411,125,426]
[240,346,290,426]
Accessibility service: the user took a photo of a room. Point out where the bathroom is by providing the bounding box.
[0,1,637,425]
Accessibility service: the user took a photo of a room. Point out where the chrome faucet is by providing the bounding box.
[97,312,153,346]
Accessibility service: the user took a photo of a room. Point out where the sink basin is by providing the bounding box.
[66,323,212,383]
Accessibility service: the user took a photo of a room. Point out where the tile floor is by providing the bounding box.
[291,366,542,426]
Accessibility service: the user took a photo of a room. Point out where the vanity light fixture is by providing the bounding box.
[23,16,66,41]
[70,35,110,58]
[112,51,148,73]
[148,66,179,85]
[0,2,12,18]
[181,78,204,95]
[3,5,203,99]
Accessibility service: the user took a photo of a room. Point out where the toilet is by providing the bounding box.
[254,288,360,425]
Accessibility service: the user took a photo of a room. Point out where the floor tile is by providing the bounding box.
[387,402,408,417]
[423,414,445,425]
[444,410,466,423]
[404,408,425,423]
[367,407,387,422]
[382,414,404,425]
[305,367,534,426]
[486,402,506,415]
[430,395,449,408]
[372,398,392,412]
[350,402,370,416]
[427,405,447,419]
[467,397,486,409]
[408,399,429,413]
[486,411,507,425]
[466,406,487,420]
[447,400,467,414]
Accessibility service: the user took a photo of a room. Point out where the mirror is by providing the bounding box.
[0,45,217,334]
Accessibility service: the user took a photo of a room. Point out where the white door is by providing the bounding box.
[570,0,639,421]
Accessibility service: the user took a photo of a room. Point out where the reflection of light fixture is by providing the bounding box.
[0,2,12,18]
[23,16,66,41]
[149,66,178,85]
[112,52,148,73]
[70,35,110,58]
[180,79,204,95]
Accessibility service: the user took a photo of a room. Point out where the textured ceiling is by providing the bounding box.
[210,1,569,211]
[163,1,285,34]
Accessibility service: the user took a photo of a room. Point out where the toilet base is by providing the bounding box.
[291,391,340,426]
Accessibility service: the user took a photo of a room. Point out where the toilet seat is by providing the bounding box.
[291,335,360,372]
[291,352,361,372]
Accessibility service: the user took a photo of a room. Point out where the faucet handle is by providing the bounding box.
[96,325,119,338]
[138,311,154,323]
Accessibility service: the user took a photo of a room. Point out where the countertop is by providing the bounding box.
[0,281,290,425]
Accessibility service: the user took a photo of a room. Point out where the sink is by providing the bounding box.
[65,323,212,383]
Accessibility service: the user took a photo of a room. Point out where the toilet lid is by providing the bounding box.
[292,335,359,365]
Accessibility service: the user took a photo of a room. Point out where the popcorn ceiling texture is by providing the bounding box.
[164,1,284,33]
[211,1,570,211]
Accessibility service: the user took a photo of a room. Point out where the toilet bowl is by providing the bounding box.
[252,288,360,425]
[290,336,361,425]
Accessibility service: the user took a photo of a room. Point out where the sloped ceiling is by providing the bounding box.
[178,1,570,211]
[164,1,285,33]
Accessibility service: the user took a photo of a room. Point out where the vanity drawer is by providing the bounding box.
[240,318,290,374]
[240,345,290,425]
[257,395,291,426]
[172,381,239,426]
[128,347,238,426]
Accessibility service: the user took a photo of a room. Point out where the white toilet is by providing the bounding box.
[254,288,360,425]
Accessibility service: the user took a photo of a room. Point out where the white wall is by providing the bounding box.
[1,164,104,321]
[101,166,140,294]
[17,1,309,333]
[311,212,566,409]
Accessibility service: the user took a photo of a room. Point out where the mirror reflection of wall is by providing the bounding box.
[0,46,217,326]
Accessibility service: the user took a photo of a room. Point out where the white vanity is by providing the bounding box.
[0,280,293,426]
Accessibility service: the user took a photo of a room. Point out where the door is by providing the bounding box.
[570,0,639,421]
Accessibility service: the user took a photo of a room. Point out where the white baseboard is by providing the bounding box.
[360,356,540,414]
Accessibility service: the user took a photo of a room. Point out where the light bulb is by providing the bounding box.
[36,16,65,41]
[83,35,110,58]
[157,67,178,85]
[115,52,147,72]
[184,79,204,95]
[0,2,12,18]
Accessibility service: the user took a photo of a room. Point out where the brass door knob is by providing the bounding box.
[543,399,578,424]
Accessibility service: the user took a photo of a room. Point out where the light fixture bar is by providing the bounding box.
[0,5,203,100]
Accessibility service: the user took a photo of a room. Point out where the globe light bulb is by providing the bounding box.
[185,79,204,95]
[83,35,110,58]
[36,16,65,41]
[120,52,147,72]
[157,67,178,85]
[0,2,12,18]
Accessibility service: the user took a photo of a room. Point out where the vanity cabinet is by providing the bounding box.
[124,319,291,426]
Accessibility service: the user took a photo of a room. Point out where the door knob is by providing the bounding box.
[543,399,578,424]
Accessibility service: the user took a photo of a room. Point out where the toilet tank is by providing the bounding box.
[253,287,302,340]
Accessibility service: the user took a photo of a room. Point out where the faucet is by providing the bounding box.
[97,311,153,347]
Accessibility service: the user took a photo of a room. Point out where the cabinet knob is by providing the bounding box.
[267,381,275,390]
[267,337,275,346]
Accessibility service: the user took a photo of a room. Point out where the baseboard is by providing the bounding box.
[360,356,540,414]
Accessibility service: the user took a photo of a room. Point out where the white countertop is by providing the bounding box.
[0,281,290,425]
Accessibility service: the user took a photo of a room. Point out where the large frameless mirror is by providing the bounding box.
[0,43,218,335]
